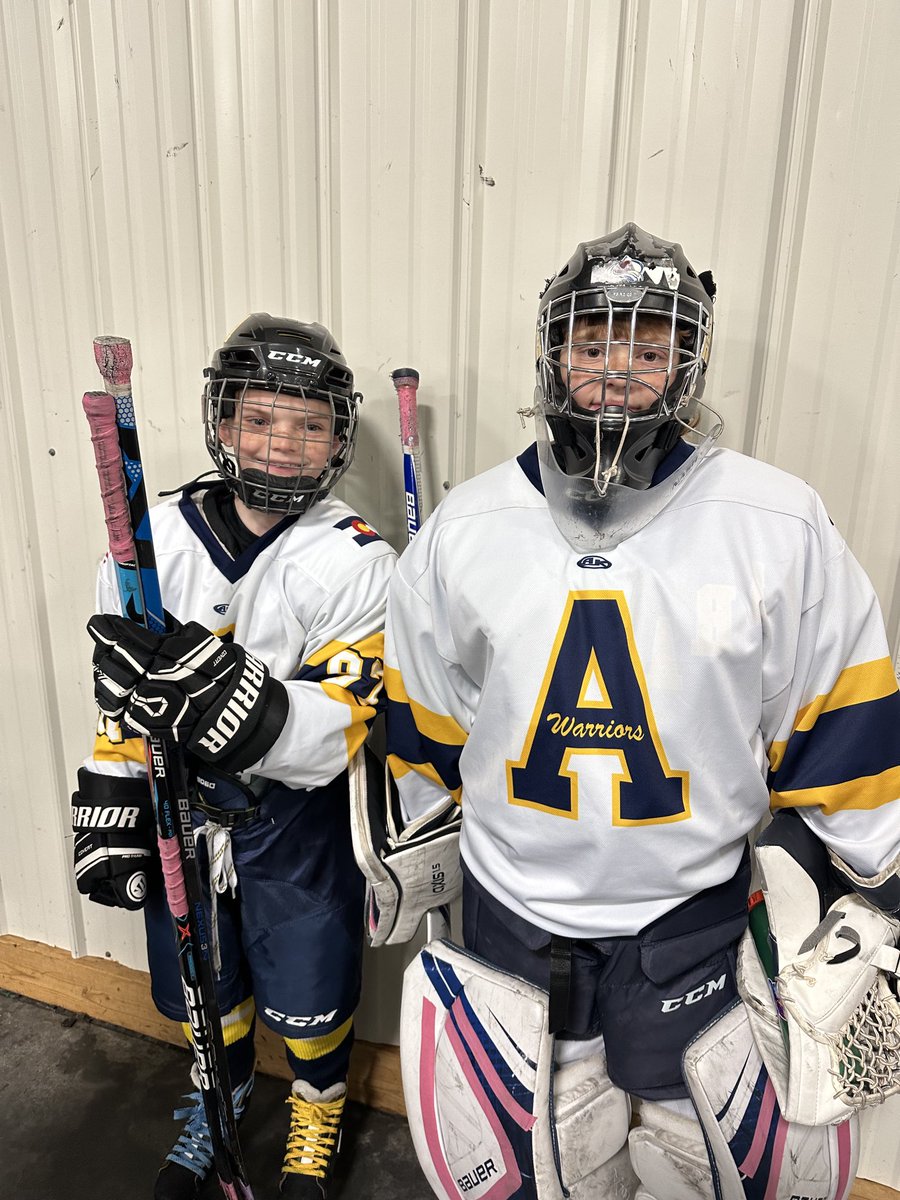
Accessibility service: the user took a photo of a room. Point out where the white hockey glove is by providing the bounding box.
[349,746,462,947]
[88,613,289,773]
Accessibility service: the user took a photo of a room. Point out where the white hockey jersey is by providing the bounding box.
[87,485,396,789]
[385,444,900,938]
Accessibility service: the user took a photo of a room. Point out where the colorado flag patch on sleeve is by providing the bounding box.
[335,516,383,546]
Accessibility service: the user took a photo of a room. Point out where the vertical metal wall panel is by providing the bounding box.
[756,0,900,621]
[2,2,900,1179]
[467,0,625,479]
[330,0,464,548]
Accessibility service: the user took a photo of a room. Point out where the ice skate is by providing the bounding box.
[153,1066,253,1199]
[279,1079,347,1198]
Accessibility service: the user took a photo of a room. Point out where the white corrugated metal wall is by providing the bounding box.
[1,0,899,1185]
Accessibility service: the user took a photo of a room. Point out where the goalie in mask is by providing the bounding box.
[379,224,900,1200]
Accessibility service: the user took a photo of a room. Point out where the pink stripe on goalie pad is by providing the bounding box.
[401,940,565,1200]
[451,994,538,1132]
[683,999,860,1200]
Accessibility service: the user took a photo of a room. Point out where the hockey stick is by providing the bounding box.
[390,367,450,943]
[391,368,423,543]
[84,338,253,1200]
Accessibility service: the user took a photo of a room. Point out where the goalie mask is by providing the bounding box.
[533,224,722,550]
[203,313,361,515]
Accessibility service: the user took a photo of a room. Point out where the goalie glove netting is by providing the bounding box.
[829,974,900,1107]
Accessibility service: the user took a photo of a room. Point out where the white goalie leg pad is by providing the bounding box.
[751,814,900,1124]
[683,998,860,1200]
[349,746,462,947]
[553,1041,637,1199]
[401,938,565,1199]
[628,1100,712,1200]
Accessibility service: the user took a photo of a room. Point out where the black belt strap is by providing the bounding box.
[192,799,260,830]
[549,934,573,1034]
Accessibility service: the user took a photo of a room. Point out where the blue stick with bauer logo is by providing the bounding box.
[392,368,423,540]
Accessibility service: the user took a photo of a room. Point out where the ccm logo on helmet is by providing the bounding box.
[267,350,322,367]
[660,973,726,1013]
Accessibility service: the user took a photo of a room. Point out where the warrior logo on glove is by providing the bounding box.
[88,613,289,774]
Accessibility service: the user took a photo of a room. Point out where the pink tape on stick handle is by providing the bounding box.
[93,335,133,394]
[82,391,136,563]
[158,832,189,916]
[392,368,420,447]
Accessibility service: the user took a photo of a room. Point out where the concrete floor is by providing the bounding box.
[0,990,430,1200]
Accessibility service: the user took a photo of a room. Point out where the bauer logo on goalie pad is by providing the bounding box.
[400,939,565,1200]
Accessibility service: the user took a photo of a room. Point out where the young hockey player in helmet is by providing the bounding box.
[382,226,900,1199]
[73,314,395,1198]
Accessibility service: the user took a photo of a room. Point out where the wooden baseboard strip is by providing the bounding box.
[0,933,896,1198]
[0,933,403,1116]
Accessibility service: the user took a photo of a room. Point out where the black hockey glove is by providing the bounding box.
[87,613,289,773]
[71,768,155,910]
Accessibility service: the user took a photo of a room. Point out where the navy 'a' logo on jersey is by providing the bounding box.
[335,516,383,546]
[506,592,690,825]
[577,555,612,569]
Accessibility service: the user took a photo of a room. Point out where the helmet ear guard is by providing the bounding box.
[202,314,361,516]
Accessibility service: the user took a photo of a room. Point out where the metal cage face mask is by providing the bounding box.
[538,283,713,430]
[203,381,359,515]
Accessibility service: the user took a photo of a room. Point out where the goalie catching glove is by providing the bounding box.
[88,613,289,773]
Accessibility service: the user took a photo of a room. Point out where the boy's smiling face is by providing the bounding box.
[220,388,339,479]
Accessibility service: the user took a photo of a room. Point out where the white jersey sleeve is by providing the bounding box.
[762,495,900,877]
[254,550,394,788]
[384,512,469,824]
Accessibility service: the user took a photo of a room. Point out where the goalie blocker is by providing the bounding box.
[349,745,462,947]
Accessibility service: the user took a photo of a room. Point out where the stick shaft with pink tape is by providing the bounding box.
[83,339,253,1199]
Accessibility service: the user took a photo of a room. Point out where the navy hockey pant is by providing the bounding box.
[143,771,364,1090]
[462,847,750,1101]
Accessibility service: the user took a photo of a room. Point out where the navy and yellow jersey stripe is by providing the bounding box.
[92,713,146,767]
[768,657,900,814]
[294,631,386,759]
[384,664,465,804]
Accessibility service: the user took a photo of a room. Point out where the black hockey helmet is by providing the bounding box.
[536,223,716,491]
[202,313,361,515]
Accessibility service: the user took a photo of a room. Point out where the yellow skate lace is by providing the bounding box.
[283,1091,346,1177]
